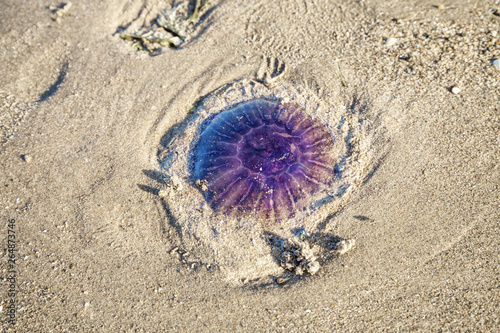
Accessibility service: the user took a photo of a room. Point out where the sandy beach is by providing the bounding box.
[1,0,499,331]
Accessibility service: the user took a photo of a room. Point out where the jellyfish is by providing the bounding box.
[194,99,336,220]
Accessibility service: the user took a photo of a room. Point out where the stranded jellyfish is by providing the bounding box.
[193,99,336,220]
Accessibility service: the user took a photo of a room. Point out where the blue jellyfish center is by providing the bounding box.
[238,124,300,176]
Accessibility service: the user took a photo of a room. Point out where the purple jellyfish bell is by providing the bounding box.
[194,99,335,220]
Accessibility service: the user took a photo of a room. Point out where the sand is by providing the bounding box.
[0,0,499,331]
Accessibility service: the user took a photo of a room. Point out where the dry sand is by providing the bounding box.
[1,0,499,331]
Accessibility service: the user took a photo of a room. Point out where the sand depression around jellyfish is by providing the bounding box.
[157,80,379,282]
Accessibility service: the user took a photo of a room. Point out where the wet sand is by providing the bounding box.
[1,0,499,331]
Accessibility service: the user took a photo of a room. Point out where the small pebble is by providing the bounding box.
[385,37,398,47]
[451,86,461,94]
[335,239,356,255]
[169,36,182,48]
[21,154,32,163]
[437,4,445,10]
[492,59,500,70]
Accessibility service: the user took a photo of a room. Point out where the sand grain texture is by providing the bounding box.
[0,0,499,331]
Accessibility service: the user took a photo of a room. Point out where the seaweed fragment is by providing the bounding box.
[118,0,213,52]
